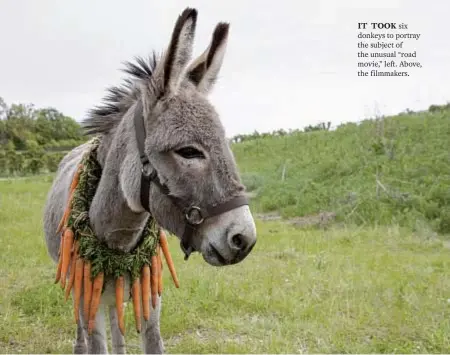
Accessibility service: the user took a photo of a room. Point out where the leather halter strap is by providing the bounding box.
[133,101,249,260]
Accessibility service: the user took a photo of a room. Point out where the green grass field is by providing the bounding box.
[1,176,449,353]
[234,109,450,234]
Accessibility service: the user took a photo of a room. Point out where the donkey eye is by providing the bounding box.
[175,147,205,159]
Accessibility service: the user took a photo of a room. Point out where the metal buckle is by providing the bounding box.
[141,163,152,178]
[185,206,204,225]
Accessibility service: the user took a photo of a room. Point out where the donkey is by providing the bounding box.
[43,7,257,354]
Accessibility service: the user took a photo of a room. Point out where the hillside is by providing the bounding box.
[233,106,450,234]
[1,95,449,233]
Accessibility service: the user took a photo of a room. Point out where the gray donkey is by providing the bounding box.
[43,7,257,354]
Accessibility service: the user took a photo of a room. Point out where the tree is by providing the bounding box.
[303,121,332,132]
[35,107,83,144]
[5,150,24,175]
[0,150,7,175]
[0,97,85,152]
[24,141,45,174]
[46,152,64,173]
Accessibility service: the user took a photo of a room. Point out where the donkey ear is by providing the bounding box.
[162,8,198,95]
[186,22,229,94]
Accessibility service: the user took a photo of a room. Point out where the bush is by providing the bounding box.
[0,150,7,175]
[46,153,65,173]
[437,208,450,234]
[27,158,44,175]
[5,150,24,175]
[241,172,265,192]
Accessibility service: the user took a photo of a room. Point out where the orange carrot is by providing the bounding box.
[60,228,74,289]
[56,190,74,234]
[56,214,65,235]
[83,261,93,321]
[150,256,158,309]
[159,229,179,288]
[88,271,104,335]
[157,247,163,297]
[141,265,151,321]
[131,278,141,333]
[56,165,82,234]
[56,201,68,234]
[115,276,125,336]
[55,235,64,284]
[69,164,82,190]
[64,241,79,301]
[73,257,84,324]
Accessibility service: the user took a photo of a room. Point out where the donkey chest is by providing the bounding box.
[101,273,133,306]
[100,227,146,253]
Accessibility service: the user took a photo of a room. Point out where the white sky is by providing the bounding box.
[1,0,449,137]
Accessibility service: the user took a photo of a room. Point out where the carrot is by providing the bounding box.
[159,229,179,288]
[157,246,163,297]
[131,277,141,333]
[55,234,64,284]
[83,261,93,321]
[73,257,84,324]
[88,271,104,335]
[150,256,158,309]
[64,241,79,301]
[56,164,82,234]
[141,265,151,321]
[115,276,125,336]
[56,190,74,234]
[56,213,65,235]
[69,164,82,191]
[60,228,74,289]
[56,198,68,234]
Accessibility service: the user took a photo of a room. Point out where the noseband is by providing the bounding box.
[133,101,249,260]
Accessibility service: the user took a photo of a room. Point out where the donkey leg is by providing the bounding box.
[109,305,126,354]
[141,295,164,354]
[79,296,109,354]
[72,288,87,354]
[87,306,109,354]
[73,322,88,354]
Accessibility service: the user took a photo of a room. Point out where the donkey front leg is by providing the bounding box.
[109,305,126,354]
[141,295,164,354]
[72,289,87,354]
[73,322,88,354]
[79,296,109,354]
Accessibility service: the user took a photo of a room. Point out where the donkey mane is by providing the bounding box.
[82,52,160,136]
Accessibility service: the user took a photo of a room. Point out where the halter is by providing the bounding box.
[133,101,249,260]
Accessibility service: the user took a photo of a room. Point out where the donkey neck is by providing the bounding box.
[88,111,149,253]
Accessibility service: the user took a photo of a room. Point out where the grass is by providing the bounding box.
[1,176,449,353]
[233,109,450,233]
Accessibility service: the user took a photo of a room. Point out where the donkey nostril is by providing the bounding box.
[231,234,245,249]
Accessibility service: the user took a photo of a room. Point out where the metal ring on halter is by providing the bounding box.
[141,164,152,178]
[185,206,204,225]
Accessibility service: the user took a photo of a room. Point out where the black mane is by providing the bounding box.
[82,52,159,136]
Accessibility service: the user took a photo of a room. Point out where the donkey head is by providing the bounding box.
[134,8,256,266]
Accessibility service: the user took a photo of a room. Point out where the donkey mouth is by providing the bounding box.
[208,243,228,265]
